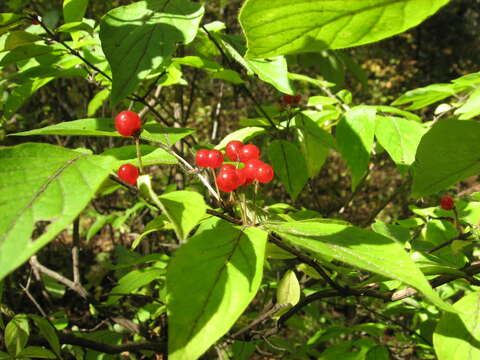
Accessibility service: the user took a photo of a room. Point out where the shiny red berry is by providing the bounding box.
[440,196,455,211]
[217,171,238,192]
[115,110,142,137]
[243,159,263,180]
[282,94,301,105]
[207,149,224,168]
[118,164,139,185]
[219,164,236,173]
[226,140,243,161]
[239,144,260,163]
[235,168,246,187]
[195,149,210,168]
[256,163,274,183]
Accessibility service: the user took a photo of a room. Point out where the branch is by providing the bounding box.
[279,262,480,325]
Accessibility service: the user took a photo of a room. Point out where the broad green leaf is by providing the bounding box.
[210,69,244,84]
[456,88,480,120]
[102,145,177,166]
[412,120,480,197]
[215,127,266,150]
[17,346,56,359]
[336,106,376,190]
[28,315,60,357]
[452,72,480,86]
[107,266,165,305]
[87,88,110,116]
[434,292,480,360]
[2,31,41,52]
[100,0,204,105]
[167,222,267,360]
[266,220,454,312]
[307,95,339,106]
[0,13,23,28]
[5,314,29,356]
[63,0,88,23]
[375,116,427,166]
[217,33,294,94]
[373,105,420,122]
[4,77,54,119]
[10,118,194,146]
[0,143,116,281]
[239,0,450,58]
[268,140,309,200]
[0,45,56,66]
[56,21,93,34]
[158,191,207,241]
[366,345,390,360]
[294,114,331,178]
[173,55,222,71]
[393,83,465,110]
[275,269,300,318]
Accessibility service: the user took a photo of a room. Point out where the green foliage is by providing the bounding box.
[1,0,479,358]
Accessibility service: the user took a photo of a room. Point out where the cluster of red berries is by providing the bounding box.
[114,110,142,185]
[195,141,274,193]
[440,195,455,211]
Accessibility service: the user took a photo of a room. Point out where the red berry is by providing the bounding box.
[115,110,142,137]
[207,150,224,168]
[195,149,210,168]
[256,163,274,183]
[282,94,301,105]
[118,164,139,185]
[440,196,455,211]
[239,144,260,163]
[216,171,238,192]
[219,163,236,173]
[225,140,243,161]
[243,159,263,180]
[235,168,246,187]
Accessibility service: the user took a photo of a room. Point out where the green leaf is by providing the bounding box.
[412,120,480,197]
[10,118,194,146]
[392,83,464,110]
[0,351,9,360]
[373,105,421,122]
[63,0,88,23]
[307,95,339,106]
[102,145,177,166]
[275,269,300,318]
[375,116,427,166]
[5,314,29,356]
[99,0,204,105]
[217,33,294,94]
[366,345,390,360]
[17,346,57,359]
[0,45,56,66]
[107,266,165,305]
[294,114,332,178]
[87,88,110,116]
[239,0,450,58]
[4,77,54,119]
[158,191,207,241]
[28,315,60,357]
[210,69,244,84]
[434,292,480,360]
[336,106,376,189]
[2,30,41,52]
[0,143,116,281]
[266,220,454,312]
[167,222,267,360]
[455,88,480,120]
[215,127,266,150]
[268,140,309,200]
[56,21,93,34]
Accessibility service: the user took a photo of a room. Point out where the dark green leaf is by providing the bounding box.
[240,0,450,58]
[412,120,480,197]
[366,345,390,360]
[375,116,426,166]
[17,346,56,359]
[0,143,116,281]
[5,314,29,356]
[2,30,41,51]
[0,45,56,66]
[266,220,454,312]
[100,0,204,105]
[336,106,376,189]
[63,0,88,23]
[268,140,309,200]
[167,221,267,360]
[28,314,60,357]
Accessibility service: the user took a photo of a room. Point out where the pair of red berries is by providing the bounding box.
[196,141,274,193]
[114,110,142,184]
[440,195,455,211]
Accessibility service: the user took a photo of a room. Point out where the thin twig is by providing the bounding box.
[29,256,89,299]
[72,217,81,285]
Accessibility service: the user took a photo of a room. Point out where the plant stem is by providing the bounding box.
[135,137,144,174]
